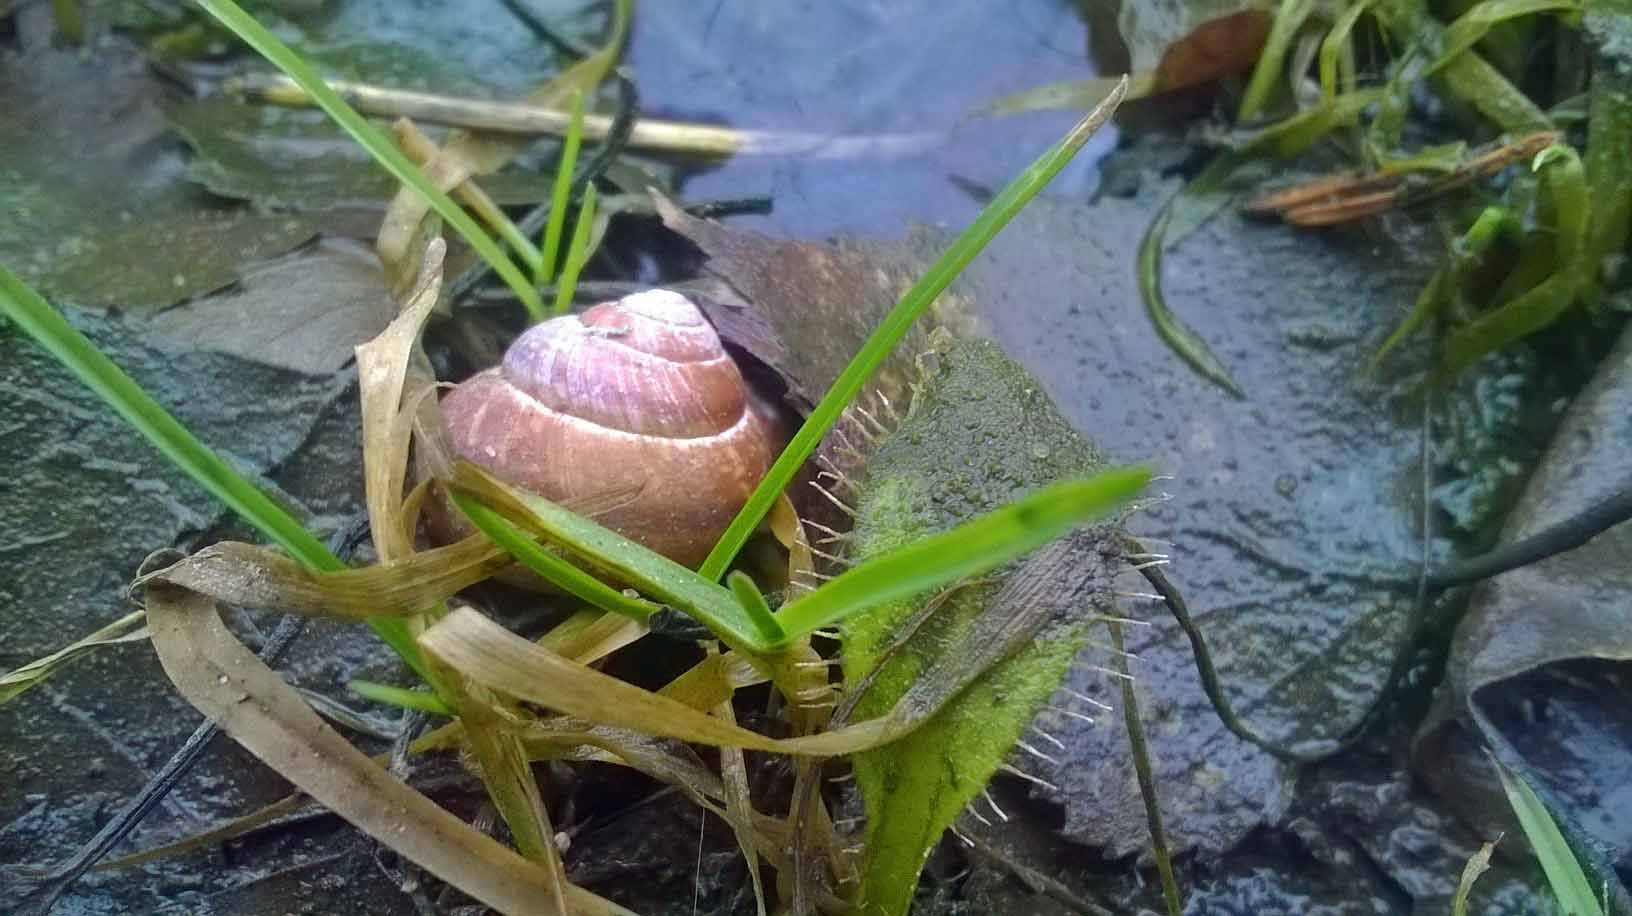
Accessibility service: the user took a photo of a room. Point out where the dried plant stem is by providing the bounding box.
[395,119,542,273]
[1108,619,1183,916]
[229,74,937,160]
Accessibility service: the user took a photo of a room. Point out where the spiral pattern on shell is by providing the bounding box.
[437,289,780,567]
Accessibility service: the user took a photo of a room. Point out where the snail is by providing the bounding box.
[435,289,782,568]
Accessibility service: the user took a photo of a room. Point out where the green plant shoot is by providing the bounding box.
[449,462,1149,655]
[0,265,429,680]
[550,183,600,316]
[538,90,587,289]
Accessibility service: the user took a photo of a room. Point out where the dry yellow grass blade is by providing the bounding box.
[105,629,771,877]
[1,610,149,705]
[239,74,938,160]
[714,684,769,916]
[144,581,632,916]
[356,238,446,565]
[420,607,901,755]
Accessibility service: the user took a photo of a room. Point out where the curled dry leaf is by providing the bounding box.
[1120,0,1273,93]
[1151,9,1273,92]
[356,237,448,564]
[657,195,975,414]
[140,535,508,619]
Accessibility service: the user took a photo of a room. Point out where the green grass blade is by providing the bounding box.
[350,679,454,717]
[1426,0,1583,80]
[0,265,427,678]
[1373,0,1550,133]
[550,182,599,316]
[1441,271,1577,378]
[538,91,587,288]
[450,491,662,623]
[1239,0,1316,119]
[1492,756,1605,916]
[697,76,1130,582]
[726,571,786,647]
[1319,0,1377,104]
[773,466,1151,640]
[449,466,765,650]
[1137,201,1246,397]
[192,0,542,316]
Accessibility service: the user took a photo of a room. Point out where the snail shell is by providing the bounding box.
[437,289,780,568]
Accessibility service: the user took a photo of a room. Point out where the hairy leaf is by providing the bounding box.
[842,338,1124,916]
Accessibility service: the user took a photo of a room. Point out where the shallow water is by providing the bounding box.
[626,0,1115,238]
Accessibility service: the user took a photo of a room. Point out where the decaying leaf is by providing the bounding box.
[1148,8,1274,93]
[149,239,396,376]
[169,98,561,216]
[1415,322,1632,886]
[659,196,977,415]
[0,43,318,313]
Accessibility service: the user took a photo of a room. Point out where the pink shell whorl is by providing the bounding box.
[438,290,778,568]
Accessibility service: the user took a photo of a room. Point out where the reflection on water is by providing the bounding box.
[626,0,1115,238]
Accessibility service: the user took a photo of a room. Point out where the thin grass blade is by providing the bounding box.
[697,76,1130,581]
[1492,756,1605,916]
[774,466,1151,640]
[538,91,587,288]
[0,266,423,673]
[0,611,149,705]
[451,491,662,622]
[349,679,454,716]
[191,0,542,314]
[550,182,599,316]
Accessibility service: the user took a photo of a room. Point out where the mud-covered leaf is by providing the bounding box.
[169,97,396,214]
[1415,322,1632,888]
[660,201,975,416]
[0,305,371,911]
[0,42,317,312]
[148,239,395,375]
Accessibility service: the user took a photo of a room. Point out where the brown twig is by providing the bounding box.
[1245,131,1559,227]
